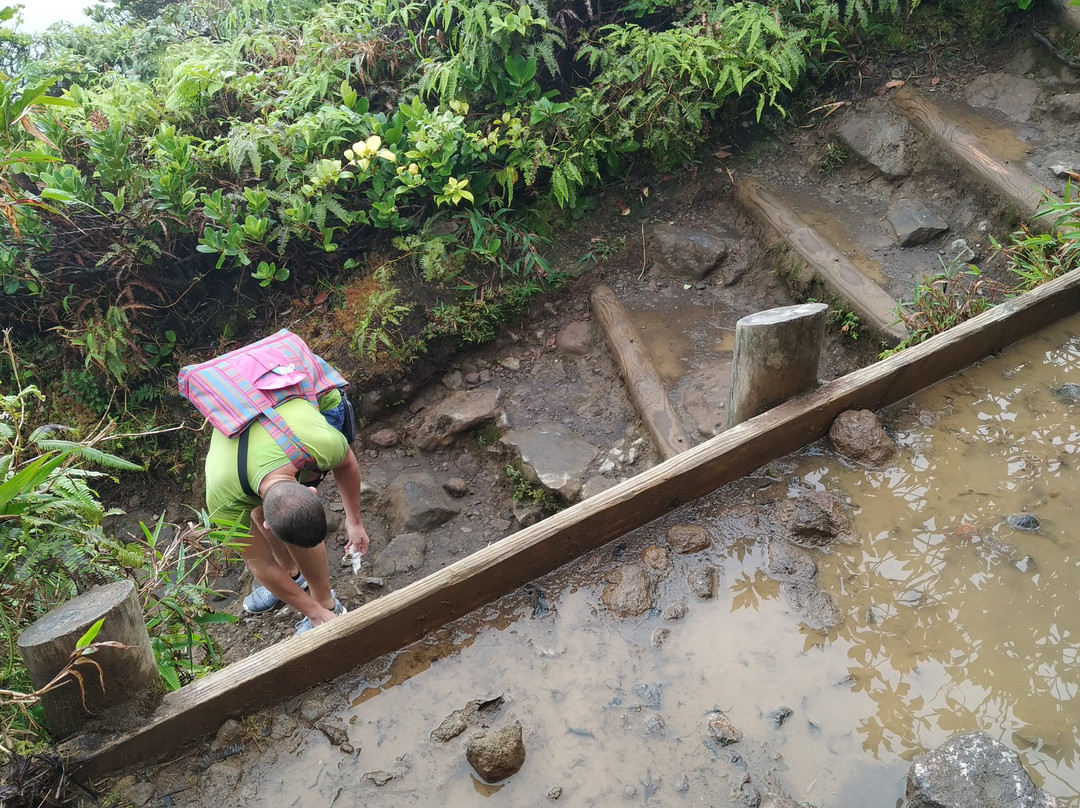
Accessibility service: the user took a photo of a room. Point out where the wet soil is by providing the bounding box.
[98,13,1080,806]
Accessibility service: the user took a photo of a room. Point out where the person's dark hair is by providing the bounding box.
[263,481,327,548]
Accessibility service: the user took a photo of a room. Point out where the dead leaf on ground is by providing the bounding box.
[714,149,732,160]
[876,79,906,95]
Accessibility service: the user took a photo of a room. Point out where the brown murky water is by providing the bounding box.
[215,314,1080,807]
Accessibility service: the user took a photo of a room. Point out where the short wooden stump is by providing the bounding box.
[18,580,162,738]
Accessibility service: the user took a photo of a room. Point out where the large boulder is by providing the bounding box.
[500,421,599,501]
[907,731,1064,808]
[647,222,733,281]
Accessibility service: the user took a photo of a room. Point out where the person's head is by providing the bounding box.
[262,480,327,547]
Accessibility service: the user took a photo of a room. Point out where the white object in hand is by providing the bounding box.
[343,550,364,574]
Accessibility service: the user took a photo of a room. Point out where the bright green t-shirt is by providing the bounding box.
[205,397,348,531]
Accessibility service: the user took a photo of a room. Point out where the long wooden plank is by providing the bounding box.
[736,178,908,345]
[591,284,692,459]
[892,87,1057,227]
[69,267,1080,779]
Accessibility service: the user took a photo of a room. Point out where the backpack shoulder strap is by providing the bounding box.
[235,409,317,499]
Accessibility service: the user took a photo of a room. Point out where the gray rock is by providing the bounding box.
[647,222,733,281]
[666,523,712,554]
[383,472,460,534]
[782,580,845,632]
[431,709,469,742]
[555,321,591,356]
[210,718,246,751]
[548,785,563,800]
[364,770,395,786]
[906,731,1064,808]
[317,721,349,747]
[500,421,600,501]
[706,711,742,746]
[600,564,652,617]
[838,113,911,178]
[776,490,856,546]
[652,628,670,647]
[829,409,896,467]
[581,475,618,500]
[466,721,527,783]
[379,532,427,575]
[766,538,818,581]
[512,499,548,528]
[1052,383,1080,404]
[888,199,949,247]
[687,567,717,599]
[768,706,793,728]
[662,601,689,620]
[414,387,503,450]
[965,73,1041,122]
[1006,513,1040,532]
[643,713,665,734]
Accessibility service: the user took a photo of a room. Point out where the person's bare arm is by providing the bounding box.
[244,507,337,624]
[330,449,370,555]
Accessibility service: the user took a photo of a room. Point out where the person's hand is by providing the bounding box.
[344,517,370,556]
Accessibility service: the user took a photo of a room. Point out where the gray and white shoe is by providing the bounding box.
[242,572,307,614]
[295,591,347,635]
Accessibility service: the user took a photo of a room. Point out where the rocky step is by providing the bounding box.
[735,23,1078,348]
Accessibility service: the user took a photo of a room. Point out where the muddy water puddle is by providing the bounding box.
[191,315,1080,807]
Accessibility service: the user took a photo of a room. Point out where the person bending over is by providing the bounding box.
[205,392,369,635]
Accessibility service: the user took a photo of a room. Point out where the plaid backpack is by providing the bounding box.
[178,330,349,491]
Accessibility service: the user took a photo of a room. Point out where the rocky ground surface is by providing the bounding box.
[97,12,1080,807]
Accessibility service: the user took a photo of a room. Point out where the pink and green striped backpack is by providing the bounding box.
[178,329,348,478]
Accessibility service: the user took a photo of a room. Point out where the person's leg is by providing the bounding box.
[263,531,335,611]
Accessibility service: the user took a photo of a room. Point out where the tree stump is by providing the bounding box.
[17,580,162,738]
[591,284,691,459]
[727,303,828,429]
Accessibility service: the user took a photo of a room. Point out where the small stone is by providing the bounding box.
[662,602,689,621]
[1006,513,1040,532]
[651,628,670,647]
[368,428,399,448]
[340,742,355,755]
[687,567,717,599]
[707,711,742,746]
[500,357,522,371]
[365,770,395,786]
[623,785,638,799]
[548,786,563,800]
[673,773,690,793]
[443,477,469,497]
[641,545,670,571]
[465,372,481,385]
[768,706,793,728]
[666,524,712,554]
[466,721,527,783]
[644,713,665,734]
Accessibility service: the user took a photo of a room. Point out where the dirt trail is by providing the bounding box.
[97,13,1080,806]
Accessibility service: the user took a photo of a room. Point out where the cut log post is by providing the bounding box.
[591,284,691,459]
[18,580,162,739]
[727,302,828,429]
[891,87,1058,229]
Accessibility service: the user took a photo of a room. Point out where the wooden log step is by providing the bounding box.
[591,284,692,459]
[67,267,1080,780]
[735,178,908,345]
[891,86,1059,228]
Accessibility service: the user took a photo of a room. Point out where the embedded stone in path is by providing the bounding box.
[1047,93,1080,124]
[776,490,856,547]
[383,472,461,535]
[666,524,712,554]
[781,580,845,632]
[555,320,591,355]
[829,409,896,467]
[414,387,503,450]
[378,532,427,575]
[600,564,652,617]
[906,731,1064,808]
[964,73,1041,123]
[499,420,599,501]
[766,538,818,582]
[888,199,949,247]
[466,721,527,783]
[838,113,912,179]
[647,222,733,281]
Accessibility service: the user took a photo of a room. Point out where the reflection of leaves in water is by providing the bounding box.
[729,570,778,612]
